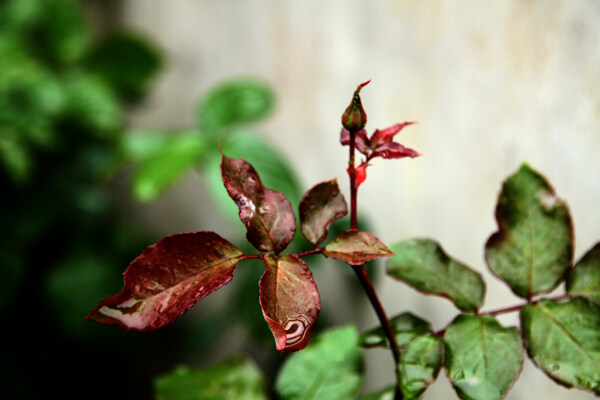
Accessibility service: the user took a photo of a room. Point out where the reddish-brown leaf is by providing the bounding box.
[340,128,371,156]
[259,254,321,352]
[372,142,420,159]
[221,154,296,253]
[370,122,416,148]
[299,179,348,246]
[324,230,394,266]
[86,232,243,331]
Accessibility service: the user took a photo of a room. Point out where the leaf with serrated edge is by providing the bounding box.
[299,179,348,246]
[259,254,320,352]
[86,232,243,331]
[324,230,393,266]
[275,326,363,400]
[221,154,296,253]
[567,242,600,304]
[485,163,573,299]
[398,334,442,399]
[387,239,485,312]
[521,298,600,394]
[359,312,431,349]
[444,315,523,400]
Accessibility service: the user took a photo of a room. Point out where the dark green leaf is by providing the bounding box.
[324,230,393,266]
[38,0,89,65]
[129,131,209,202]
[566,242,600,304]
[485,163,573,299]
[398,334,442,399]
[154,357,268,400]
[444,315,523,400]
[520,297,600,394]
[197,79,274,131]
[359,312,431,349]
[299,179,348,246]
[387,239,485,312]
[276,326,363,400]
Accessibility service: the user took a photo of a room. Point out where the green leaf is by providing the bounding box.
[566,242,600,304]
[276,325,363,400]
[154,357,268,400]
[485,163,573,299]
[398,334,442,399]
[197,79,274,131]
[387,239,485,312]
[444,315,523,400]
[520,297,600,394]
[129,131,209,202]
[359,312,431,349]
[324,230,393,266]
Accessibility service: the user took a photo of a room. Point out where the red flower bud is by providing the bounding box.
[341,80,370,132]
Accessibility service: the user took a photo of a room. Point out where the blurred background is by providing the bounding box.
[2,0,599,399]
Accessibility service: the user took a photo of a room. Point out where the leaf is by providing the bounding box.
[520,297,600,394]
[566,242,600,304]
[86,232,243,331]
[444,315,523,400]
[398,334,442,399]
[340,128,371,156]
[359,312,431,349]
[370,122,416,148]
[197,79,274,131]
[485,163,573,299]
[154,357,268,400]
[371,142,420,159]
[299,179,348,246]
[259,254,320,352]
[275,326,363,400]
[387,239,485,312]
[221,153,296,253]
[129,131,209,202]
[324,230,393,266]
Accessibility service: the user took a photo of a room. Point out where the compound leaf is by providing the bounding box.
[324,230,393,266]
[275,326,363,400]
[86,232,243,331]
[485,163,573,299]
[444,315,523,400]
[259,254,320,352]
[566,242,600,304]
[221,153,296,253]
[154,357,268,400]
[387,239,485,312]
[520,297,600,394]
[299,179,348,246]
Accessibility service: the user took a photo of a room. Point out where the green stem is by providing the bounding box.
[348,130,403,400]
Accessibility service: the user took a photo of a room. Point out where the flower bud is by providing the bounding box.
[341,80,370,132]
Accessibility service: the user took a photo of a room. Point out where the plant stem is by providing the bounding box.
[348,130,403,400]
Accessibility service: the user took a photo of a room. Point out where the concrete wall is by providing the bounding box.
[119,1,600,398]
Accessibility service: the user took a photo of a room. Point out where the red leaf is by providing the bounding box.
[340,128,371,156]
[221,154,296,253]
[372,142,420,159]
[370,122,416,148]
[259,254,321,352]
[356,163,368,187]
[86,232,243,331]
[299,179,348,246]
[324,230,394,266]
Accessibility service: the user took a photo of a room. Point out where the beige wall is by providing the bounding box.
[120,1,600,398]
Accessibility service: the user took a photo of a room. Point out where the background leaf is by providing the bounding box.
[197,78,274,132]
[485,163,573,299]
[387,239,485,312]
[86,232,243,331]
[299,179,348,246]
[324,230,393,266]
[259,254,320,352]
[359,312,431,349]
[221,153,296,253]
[444,315,523,400]
[275,326,363,400]
[566,242,600,304]
[398,334,442,399]
[154,357,268,400]
[520,297,600,394]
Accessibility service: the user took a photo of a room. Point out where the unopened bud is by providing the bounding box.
[341,80,370,132]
